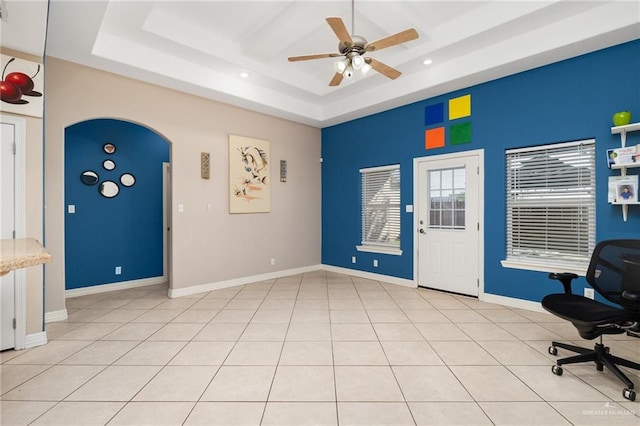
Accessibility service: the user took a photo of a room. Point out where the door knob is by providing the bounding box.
[419,228,425,234]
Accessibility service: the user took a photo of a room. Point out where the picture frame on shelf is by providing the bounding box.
[609,175,638,204]
[607,145,640,169]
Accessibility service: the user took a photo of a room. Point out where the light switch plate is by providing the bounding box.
[68,205,75,214]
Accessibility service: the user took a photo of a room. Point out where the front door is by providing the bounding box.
[416,151,483,296]
[1,118,17,350]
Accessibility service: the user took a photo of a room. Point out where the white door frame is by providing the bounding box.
[1,114,27,350]
[413,149,485,297]
[162,162,171,286]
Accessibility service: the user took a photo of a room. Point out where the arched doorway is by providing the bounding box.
[64,119,170,292]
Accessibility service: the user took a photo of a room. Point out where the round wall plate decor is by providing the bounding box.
[80,170,99,186]
[103,159,116,171]
[120,173,136,187]
[99,181,119,198]
[103,143,116,154]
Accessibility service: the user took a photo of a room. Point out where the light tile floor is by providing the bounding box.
[2,270,640,425]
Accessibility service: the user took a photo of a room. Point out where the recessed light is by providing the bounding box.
[423,59,433,65]
[240,71,250,79]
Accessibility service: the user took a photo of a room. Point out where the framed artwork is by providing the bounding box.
[1,55,44,118]
[608,175,639,204]
[229,134,270,213]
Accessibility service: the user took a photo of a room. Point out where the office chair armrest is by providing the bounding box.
[548,272,579,294]
[622,290,640,302]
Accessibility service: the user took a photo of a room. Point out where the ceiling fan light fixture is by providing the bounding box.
[287,4,419,87]
[351,54,365,70]
[334,58,349,74]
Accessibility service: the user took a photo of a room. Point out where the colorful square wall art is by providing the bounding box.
[425,103,444,126]
[450,122,472,145]
[449,94,471,120]
[229,135,270,213]
[425,127,445,150]
[1,55,44,118]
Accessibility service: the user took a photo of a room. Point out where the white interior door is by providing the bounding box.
[1,120,16,350]
[416,152,482,296]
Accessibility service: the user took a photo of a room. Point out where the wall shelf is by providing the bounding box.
[610,122,640,221]
[611,162,640,170]
[611,122,640,147]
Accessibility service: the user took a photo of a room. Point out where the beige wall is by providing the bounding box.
[1,48,44,336]
[43,57,322,314]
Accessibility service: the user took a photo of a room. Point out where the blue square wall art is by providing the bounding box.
[425,103,444,126]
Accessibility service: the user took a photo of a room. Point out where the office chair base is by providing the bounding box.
[549,341,639,401]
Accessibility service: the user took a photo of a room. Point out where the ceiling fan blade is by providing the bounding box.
[368,58,401,80]
[326,17,353,45]
[365,28,418,52]
[288,53,341,62]
[329,72,344,87]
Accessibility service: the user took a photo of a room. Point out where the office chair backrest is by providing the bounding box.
[587,239,640,310]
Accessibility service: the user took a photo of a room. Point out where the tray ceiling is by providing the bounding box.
[4,1,640,127]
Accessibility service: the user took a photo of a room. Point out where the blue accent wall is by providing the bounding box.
[65,119,170,290]
[322,39,640,303]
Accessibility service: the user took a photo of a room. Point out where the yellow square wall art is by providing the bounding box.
[448,94,471,120]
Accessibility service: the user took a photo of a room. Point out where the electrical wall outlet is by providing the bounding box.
[270,258,276,265]
[115,266,122,275]
[373,259,378,267]
[584,288,595,299]
[351,256,356,264]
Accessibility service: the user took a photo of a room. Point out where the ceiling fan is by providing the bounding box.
[287,0,418,86]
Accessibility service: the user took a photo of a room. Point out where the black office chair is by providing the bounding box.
[541,239,640,401]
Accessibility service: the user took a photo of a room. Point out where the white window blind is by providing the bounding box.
[505,139,595,270]
[360,164,401,249]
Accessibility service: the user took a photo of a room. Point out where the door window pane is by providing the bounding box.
[428,167,466,230]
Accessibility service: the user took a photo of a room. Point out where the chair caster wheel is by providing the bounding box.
[623,388,636,401]
[551,365,563,376]
[548,346,558,356]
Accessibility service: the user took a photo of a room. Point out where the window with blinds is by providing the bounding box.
[359,164,401,251]
[505,139,595,270]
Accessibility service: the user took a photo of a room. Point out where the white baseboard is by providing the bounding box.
[24,331,47,349]
[44,309,68,323]
[321,264,416,288]
[320,265,547,313]
[481,292,548,313]
[58,266,545,317]
[168,265,322,298]
[65,276,167,298]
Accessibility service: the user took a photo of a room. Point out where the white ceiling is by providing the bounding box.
[3,1,640,127]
